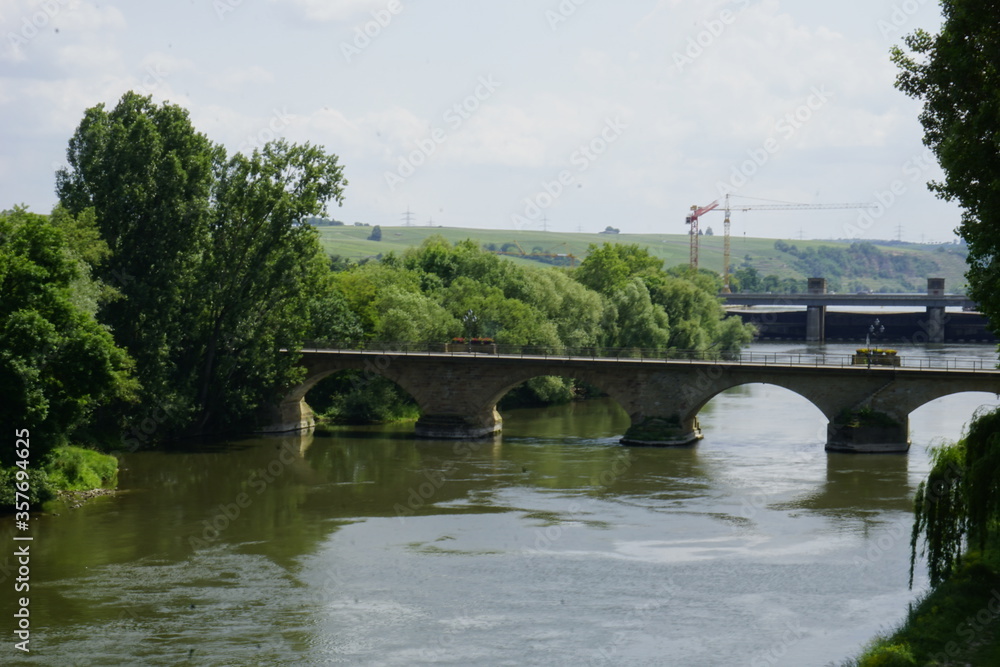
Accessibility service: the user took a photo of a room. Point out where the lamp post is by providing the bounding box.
[866,318,885,369]
[463,309,478,340]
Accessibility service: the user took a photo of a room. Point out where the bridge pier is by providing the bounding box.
[414,409,502,439]
[925,306,945,344]
[806,306,826,342]
[259,396,315,433]
[826,420,910,453]
[620,415,703,446]
[805,278,827,342]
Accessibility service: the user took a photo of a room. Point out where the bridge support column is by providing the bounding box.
[806,306,826,342]
[806,277,827,342]
[826,418,910,453]
[925,306,945,343]
[414,408,502,439]
[259,396,315,433]
[620,415,703,446]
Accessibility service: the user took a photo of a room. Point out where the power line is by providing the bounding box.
[401,206,415,226]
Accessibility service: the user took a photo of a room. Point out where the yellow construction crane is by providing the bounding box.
[687,195,872,290]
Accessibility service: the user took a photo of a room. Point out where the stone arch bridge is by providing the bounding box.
[267,348,1000,453]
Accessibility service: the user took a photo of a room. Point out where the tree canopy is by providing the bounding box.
[0,207,136,464]
[891,2,1000,330]
[55,92,349,434]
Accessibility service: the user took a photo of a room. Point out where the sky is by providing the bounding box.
[0,0,963,243]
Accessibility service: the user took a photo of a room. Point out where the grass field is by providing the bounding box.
[316,225,970,291]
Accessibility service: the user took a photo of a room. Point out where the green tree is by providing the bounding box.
[57,92,350,434]
[574,243,663,295]
[891,4,1000,332]
[187,141,347,431]
[56,92,219,425]
[368,225,382,241]
[0,208,136,464]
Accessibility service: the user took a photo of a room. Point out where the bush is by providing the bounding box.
[857,642,916,667]
[0,466,56,509]
[44,446,118,491]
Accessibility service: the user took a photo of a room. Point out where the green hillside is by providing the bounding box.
[315,224,970,293]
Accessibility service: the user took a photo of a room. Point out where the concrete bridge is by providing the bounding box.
[724,278,976,342]
[266,347,1000,454]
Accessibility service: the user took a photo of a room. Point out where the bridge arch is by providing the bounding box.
[302,366,423,424]
[266,353,430,433]
[685,376,834,424]
[909,391,1000,443]
[483,368,632,420]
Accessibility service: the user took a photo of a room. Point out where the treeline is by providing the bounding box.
[0,91,754,465]
[311,238,756,421]
[774,240,941,284]
[730,265,806,294]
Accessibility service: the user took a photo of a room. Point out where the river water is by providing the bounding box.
[3,342,998,666]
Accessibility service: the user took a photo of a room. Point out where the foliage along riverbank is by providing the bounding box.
[847,408,1000,666]
[1,92,754,493]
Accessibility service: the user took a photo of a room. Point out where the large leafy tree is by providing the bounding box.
[891,2,1000,328]
[189,141,347,430]
[0,207,136,464]
[56,92,218,423]
[56,92,349,434]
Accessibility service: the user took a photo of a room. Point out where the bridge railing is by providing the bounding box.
[299,342,999,372]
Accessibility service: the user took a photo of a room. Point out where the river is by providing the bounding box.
[2,342,998,666]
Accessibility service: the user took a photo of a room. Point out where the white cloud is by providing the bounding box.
[269,0,392,23]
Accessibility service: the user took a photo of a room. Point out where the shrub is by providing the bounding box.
[44,446,119,491]
[0,467,56,509]
[857,642,916,667]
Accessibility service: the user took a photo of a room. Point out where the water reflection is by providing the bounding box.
[778,453,913,527]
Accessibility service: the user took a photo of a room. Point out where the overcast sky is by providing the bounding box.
[0,0,962,242]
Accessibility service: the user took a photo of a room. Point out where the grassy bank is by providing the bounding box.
[1,445,119,510]
[849,545,1000,665]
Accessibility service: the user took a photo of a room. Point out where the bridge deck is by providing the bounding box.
[722,293,975,308]
[296,345,1000,374]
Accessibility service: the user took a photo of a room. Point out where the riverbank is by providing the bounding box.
[0,445,119,512]
[851,544,1000,665]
